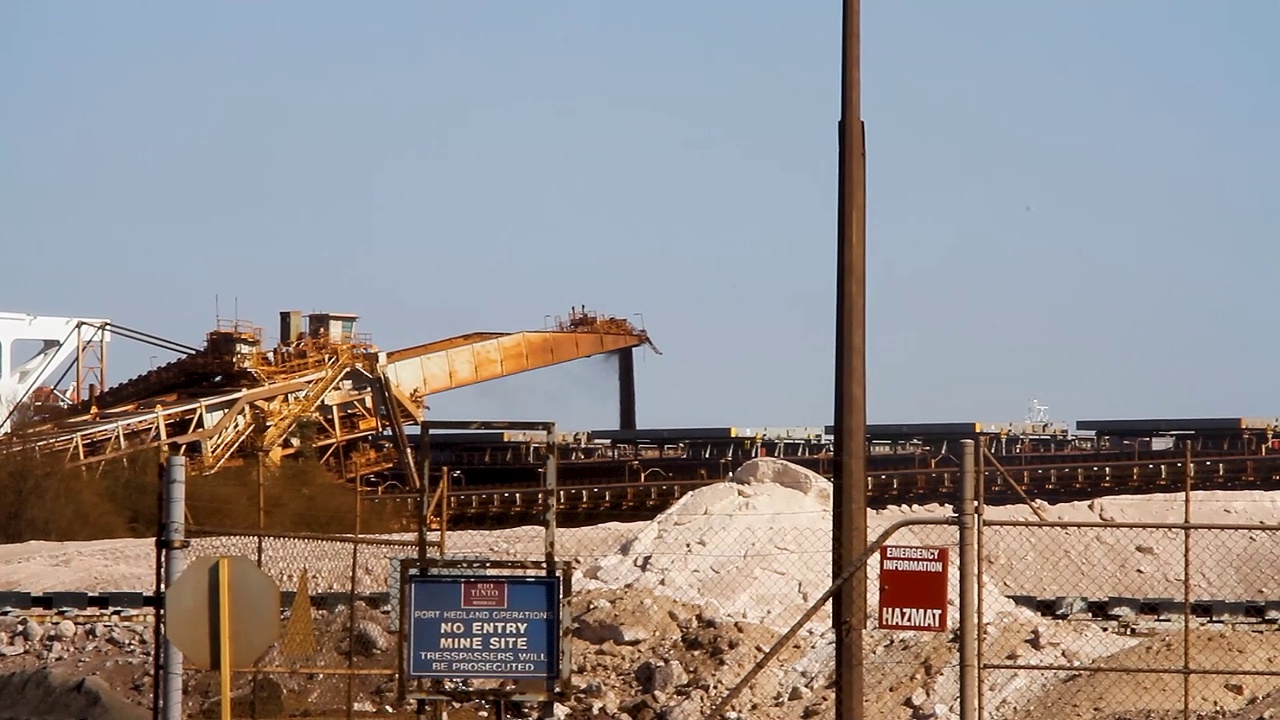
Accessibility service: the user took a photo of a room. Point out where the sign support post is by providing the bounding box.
[218,556,233,720]
[397,420,570,715]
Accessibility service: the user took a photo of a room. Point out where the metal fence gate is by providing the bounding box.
[979,515,1280,720]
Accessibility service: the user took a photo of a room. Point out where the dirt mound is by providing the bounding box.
[0,668,148,720]
[1014,630,1280,720]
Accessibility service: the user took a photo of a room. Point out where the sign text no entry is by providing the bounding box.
[407,574,559,680]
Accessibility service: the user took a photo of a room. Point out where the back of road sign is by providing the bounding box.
[166,555,282,669]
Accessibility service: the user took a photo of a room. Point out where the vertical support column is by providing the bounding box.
[958,440,978,720]
[348,466,362,720]
[834,0,867,717]
[1182,441,1193,720]
[252,452,265,720]
[418,419,432,564]
[150,457,166,720]
[617,348,637,431]
[542,423,559,720]
[975,441,986,720]
[217,557,232,720]
[75,324,85,404]
[99,328,107,392]
[256,454,265,565]
[544,423,558,568]
[414,421,443,720]
[162,454,187,720]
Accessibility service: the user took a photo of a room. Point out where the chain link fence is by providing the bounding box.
[171,457,1280,720]
[179,462,416,719]
[980,509,1280,720]
[181,465,852,719]
[185,531,414,718]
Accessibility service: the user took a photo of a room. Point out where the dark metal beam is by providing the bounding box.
[1078,417,1279,434]
[420,420,557,432]
[618,348,637,431]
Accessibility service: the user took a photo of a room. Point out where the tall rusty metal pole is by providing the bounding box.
[833,0,866,718]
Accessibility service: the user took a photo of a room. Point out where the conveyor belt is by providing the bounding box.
[412,453,1280,529]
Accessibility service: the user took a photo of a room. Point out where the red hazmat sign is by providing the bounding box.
[877,545,949,632]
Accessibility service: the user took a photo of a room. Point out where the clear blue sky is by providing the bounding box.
[3,2,1278,430]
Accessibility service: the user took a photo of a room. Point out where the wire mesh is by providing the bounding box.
[981,505,1280,720]
[184,529,413,719]
[170,460,1280,720]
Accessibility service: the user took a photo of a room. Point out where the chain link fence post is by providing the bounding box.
[161,454,186,720]
[959,439,978,720]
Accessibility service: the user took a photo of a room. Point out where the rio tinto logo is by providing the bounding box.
[461,581,508,609]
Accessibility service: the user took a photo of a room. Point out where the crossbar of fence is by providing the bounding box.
[188,526,420,548]
[984,519,1280,531]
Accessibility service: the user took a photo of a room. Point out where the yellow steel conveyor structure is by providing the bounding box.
[5,308,657,485]
[380,313,652,421]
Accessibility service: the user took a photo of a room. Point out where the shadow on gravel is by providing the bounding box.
[0,668,148,720]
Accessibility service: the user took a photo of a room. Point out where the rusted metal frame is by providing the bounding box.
[711,516,956,717]
[314,407,338,439]
[982,663,1280,677]
[416,418,433,565]
[981,446,1049,521]
[75,325,85,405]
[425,420,560,432]
[439,469,449,555]
[1183,442,1194,720]
[346,447,360,720]
[154,405,167,444]
[69,438,195,469]
[544,425,561,718]
[975,442,986,720]
[376,380,420,491]
[245,667,395,675]
[54,420,147,465]
[422,475,448,522]
[877,451,1279,477]
[206,417,257,473]
[187,404,204,435]
[984,519,1280,531]
[259,358,355,451]
[310,427,380,450]
[101,425,119,456]
[959,441,977,720]
[53,384,307,468]
[187,527,419,547]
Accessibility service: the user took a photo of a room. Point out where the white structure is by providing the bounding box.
[1026,398,1050,424]
[0,311,111,434]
